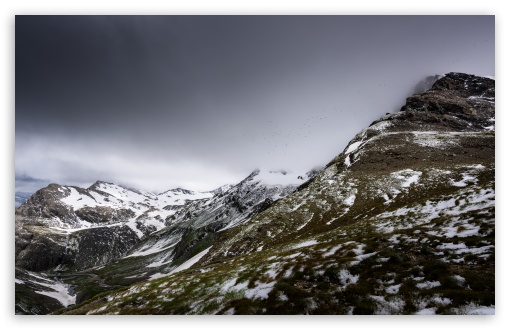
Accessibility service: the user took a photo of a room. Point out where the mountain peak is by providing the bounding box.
[88,180,117,191]
[159,187,196,196]
[394,72,495,133]
[430,72,495,97]
[170,188,194,194]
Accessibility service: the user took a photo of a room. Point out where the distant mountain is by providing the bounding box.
[15,169,315,314]
[56,73,494,315]
[15,192,33,208]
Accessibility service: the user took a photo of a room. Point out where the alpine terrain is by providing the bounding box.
[15,73,495,315]
[15,168,316,314]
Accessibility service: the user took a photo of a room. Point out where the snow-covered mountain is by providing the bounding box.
[16,181,213,232]
[15,169,316,314]
[56,73,494,315]
[104,169,316,281]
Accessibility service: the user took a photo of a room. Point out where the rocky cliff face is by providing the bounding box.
[58,73,494,315]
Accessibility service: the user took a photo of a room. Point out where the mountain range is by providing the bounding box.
[15,168,317,314]
[15,72,495,315]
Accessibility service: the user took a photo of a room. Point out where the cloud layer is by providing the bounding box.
[15,16,495,192]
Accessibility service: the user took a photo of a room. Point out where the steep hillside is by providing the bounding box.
[58,73,495,315]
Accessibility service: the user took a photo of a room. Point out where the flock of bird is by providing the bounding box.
[243,107,336,156]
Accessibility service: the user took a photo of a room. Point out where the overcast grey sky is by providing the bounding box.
[15,15,495,193]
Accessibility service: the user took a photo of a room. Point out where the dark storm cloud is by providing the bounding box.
[15,15,495,192]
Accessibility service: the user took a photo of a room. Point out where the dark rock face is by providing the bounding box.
[15,220,141,272]
[432,72,494,97]
[75,207,135,224]
[69,226,140,270]
[15,226,69,271]
[399,73,494,131]
[14,182,144,272]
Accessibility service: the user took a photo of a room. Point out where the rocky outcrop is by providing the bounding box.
[69,226,140,270]
[399,73,494,131]
[15,224,69,271]
[75,207,135,224]
[16,184,78,224]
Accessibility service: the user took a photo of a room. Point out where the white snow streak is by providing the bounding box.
[33,279,76,307]
[292,240,318,249]
[170,247,212,275]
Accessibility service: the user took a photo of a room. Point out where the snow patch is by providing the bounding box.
[412,131,460,149]
[391,169,422,188]
[344,155,351,167]
[61,187,97,209]
[344,193,356,206]
[451,173,477,187]
[385,284,401,294]
[451,303,495,315]
[244,281,276,300]
[369,120,393,131]
[170,247,212,275]
[416,308,436,315]
[34,280,76,307]
[124,218,145,239]
[292,240,318,249]
[416,281,441,289]
[337,269,359,287]
[345,141,363,154]
[323,243,346,258]
[126,238,179,258]
[221,278,248,293]
[149,247,212,280]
